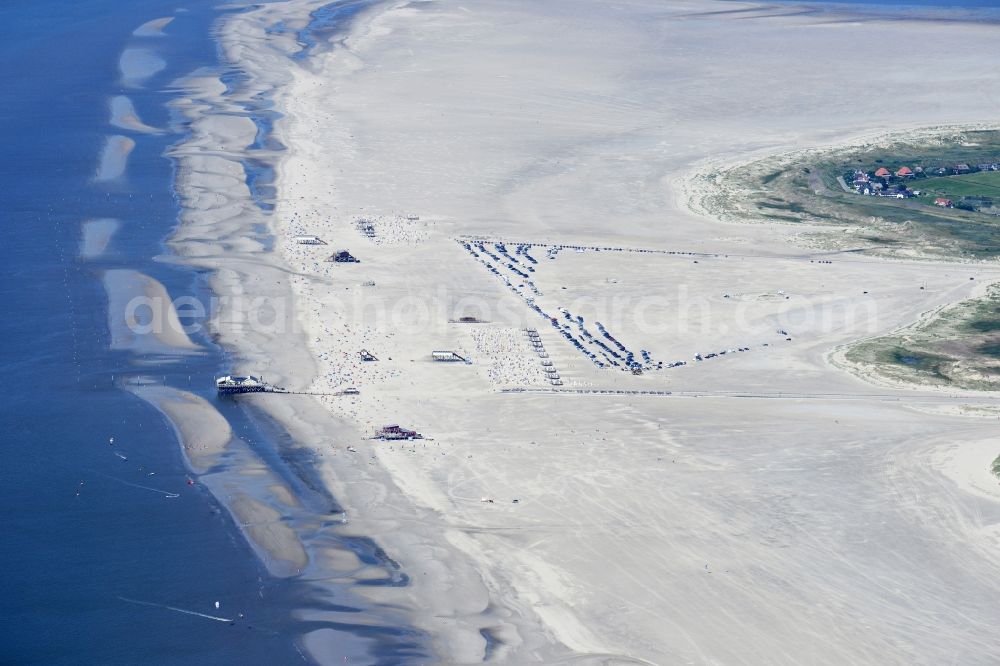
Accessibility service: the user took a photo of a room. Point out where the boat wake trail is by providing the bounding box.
[99,473,180,498]
[117,596,233,622]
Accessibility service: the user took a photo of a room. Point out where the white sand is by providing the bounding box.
[94,135,135,182]
[133,16,174,37]
[229,492,310,576]
[102,269,202,354]
[109,96,161,134]
[123,377,320,580]
[118,47,166,88]
[123,375,316,579]
[80,218,120,259]
[174,0,1000,663]
[124,382,233,473]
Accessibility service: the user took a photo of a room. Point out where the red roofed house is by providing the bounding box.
[934,197,953,208]
[874,167,891,178]
[895,166,913,177]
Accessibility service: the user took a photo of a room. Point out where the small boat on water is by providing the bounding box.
[216,375,273,395]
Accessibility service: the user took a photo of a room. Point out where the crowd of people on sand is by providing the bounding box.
[274,210,406,425]
[280,213,340,279]
[354,214,429,246]
[471,327,548,387]
[273,207,456,438]
[306,318,401,416]
[279,209,430,279]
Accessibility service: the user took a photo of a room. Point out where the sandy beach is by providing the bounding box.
[170,0,1000,662]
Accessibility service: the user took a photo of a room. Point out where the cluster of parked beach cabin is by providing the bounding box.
[847,161,1000,210]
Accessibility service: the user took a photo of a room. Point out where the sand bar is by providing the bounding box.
[102,269,202,354]
[119,47,166,88]
[109,96,161,134]
[93,135,135,182]
[229,492,309,577]
[123,381,233,473]
[133,16,174,37]
[80,218,119,259]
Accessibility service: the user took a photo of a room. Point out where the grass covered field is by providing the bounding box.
[915,170,1000,199]
[843,285,1000,390]
[694,129,1000,259]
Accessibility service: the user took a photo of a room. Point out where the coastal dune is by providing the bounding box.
[175,0,1000,663]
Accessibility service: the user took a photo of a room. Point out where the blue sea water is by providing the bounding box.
[0,1,419,663]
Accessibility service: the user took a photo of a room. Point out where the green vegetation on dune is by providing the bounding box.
[915,170,1000,199]
[698,129,1000,392]
[697,129,1000,259]
[967,317,1000,333]
[843,286,1000,391]
[887,348,951,380]
[975,342,1000,358]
